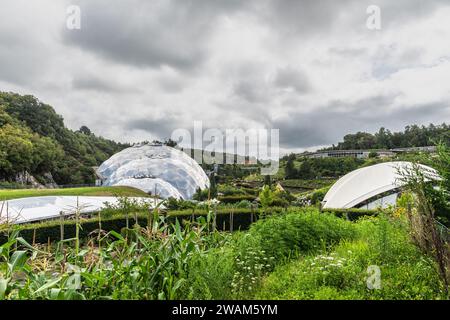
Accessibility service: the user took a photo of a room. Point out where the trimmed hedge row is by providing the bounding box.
[217,195,257,203]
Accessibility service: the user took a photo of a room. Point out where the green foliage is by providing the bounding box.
[0,218,210,300]
[1,207,445,300]
[298,186,330,205]
[218,194,256,204]
[280,179,335,190]
[209,173,217,198]
[193,188,210,201]
[235,200,253,209]
[396,192,415,209]
[284,154,297,179]
[217,184,247,196]
[434,141,450,225]
[243,209,357,262]
[322,208,378,221]
[181,243,236,299]
[255,215,446,300]
[164,197,196,211]
[258,185,274,209]
[0,92,127,185]
[283,157,364,179]
[327,124,449,150]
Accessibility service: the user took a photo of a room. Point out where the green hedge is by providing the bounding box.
[217,195,257,203]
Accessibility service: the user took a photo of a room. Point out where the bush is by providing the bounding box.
[217,185,247,196]
[255,215,447,300]
[323,208,378,221]
[235,200,253,209]
[242,208,357,263]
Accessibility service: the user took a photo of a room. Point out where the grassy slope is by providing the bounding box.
[0,186,149,201]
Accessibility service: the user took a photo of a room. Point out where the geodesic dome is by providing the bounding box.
[322,161,439,209]
[97,144,210,199]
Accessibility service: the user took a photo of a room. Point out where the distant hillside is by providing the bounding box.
[322,124,449,151]
[0,92,128,186]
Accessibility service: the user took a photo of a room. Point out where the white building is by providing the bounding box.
[322,161,439,209]
[97,144,210,199]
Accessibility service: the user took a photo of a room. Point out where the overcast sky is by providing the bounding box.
[0,0,449,155]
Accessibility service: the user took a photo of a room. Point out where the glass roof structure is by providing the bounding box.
[97,144,210,199]
[0,196,158,224]
[322,161,439,209]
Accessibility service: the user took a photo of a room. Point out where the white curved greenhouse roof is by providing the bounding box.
[322,161,439,209]
[97,144,210,199]
[0,196,159,224]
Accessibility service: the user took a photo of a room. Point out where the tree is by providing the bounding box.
[374,127,393,149]
[368,151,378,158]
[0,124,34,177]
[79,125,91,135]
[264,175,272,187]
[298,159,314,179]
[164,138,178,147]
[285,156,297,179]
[0,92,127,184]
[259,185,274,211]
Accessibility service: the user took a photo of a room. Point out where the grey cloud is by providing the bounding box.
[233,80,268,103]
[72,74,125,92]
[274,67,311,93]
[0,44,45,85]
[1,0,449,154]
[271,98,450,149]
[257,0,449,42]
[124,116,182,139]
[62,0,245,70]
[0,8,51,86]
[371,46,425,80]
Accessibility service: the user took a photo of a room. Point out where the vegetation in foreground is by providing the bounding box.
[0,206,447,300]
[0,186,149,201]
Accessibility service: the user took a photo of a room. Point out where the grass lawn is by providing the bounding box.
[0,186,149,201]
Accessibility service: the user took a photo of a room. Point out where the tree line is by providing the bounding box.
[324,124,449,150]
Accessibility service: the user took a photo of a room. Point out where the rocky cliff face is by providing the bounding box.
[14,171,58,189]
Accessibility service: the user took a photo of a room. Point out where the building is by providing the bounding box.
[306,149,395,159]
[305,145,437,159]
[322,161,440,209]
[97,144,210,199]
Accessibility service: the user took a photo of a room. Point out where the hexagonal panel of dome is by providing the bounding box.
[97,144,210,199]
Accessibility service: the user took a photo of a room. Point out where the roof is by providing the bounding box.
[0,196,159,224]
[97,145,210,199]
[322,161,439,209]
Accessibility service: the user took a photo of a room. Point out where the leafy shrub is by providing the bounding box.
[164,197,196,210]
[235,200,253,209]
[217,185,247,196]
[255,215,446,300]
[323,208,378,221]
[243,208,357,263]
